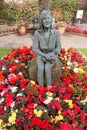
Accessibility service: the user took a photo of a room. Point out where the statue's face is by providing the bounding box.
[42,15,52,28]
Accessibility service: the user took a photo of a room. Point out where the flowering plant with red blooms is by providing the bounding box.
[65,26,87,36]
[82,30,87,34]
[65,26,82,33]
[0,46,87,130]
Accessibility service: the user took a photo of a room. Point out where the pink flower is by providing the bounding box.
[8,73,17,84]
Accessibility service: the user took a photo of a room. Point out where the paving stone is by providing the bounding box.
[0,32,87,48]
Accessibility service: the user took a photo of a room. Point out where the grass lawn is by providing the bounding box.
[77,48,87,57]
[0,48,12,59]
[0,48,87,59]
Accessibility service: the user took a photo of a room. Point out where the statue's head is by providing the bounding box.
[39,10,53,30]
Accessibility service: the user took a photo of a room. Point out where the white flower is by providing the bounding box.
[4,107,6,111]
[15,60,19,63]
[43,97,53,105]
[73,67,78,73]
[16,93,23,97]
[11,87,18,93]
[10,101,15,108]
[18,72,23,76]
[67,61,72,66]
[0,98,4,104]
[1,91,4,96]
[83,96,87,105]
[2,66,6,71]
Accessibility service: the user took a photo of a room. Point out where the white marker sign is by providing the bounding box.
[76,10,84,19]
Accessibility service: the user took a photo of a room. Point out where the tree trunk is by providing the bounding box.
[38,0,49,15]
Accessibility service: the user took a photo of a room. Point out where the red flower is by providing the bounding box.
[0,84,4,91]
[62,78,71,86]
[7,50,16,59]
[32,117,40,126]
[20,79,29,89]
[5,94,14,107]
[9,64,20,73]
[82,30,87,34]
[53,100,62,111]
[60,122,72,130]
[0,72,4,81]
[0,108,4,114]
[8,73,17,85]
[76,126,83,130]
[16,95,23,102]
[49,125,54,130]
[23,125,30,130]
[73,104,81,114]
[80,111,86,121]
[16,118,23,125]
[40,120,49,129]
[64,94,71,99]
[67,85,74,94]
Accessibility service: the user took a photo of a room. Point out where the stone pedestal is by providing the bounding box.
[28,57,63,85]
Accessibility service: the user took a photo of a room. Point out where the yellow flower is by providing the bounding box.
[58,111,61,115]
[65,100,73,108]
[64,48,67,52]
[55,115,64,123]
[46,92,53,97]
[8,111,16,125]
[55,97,60,101]
[30,80,36,86]
[0,119,3,130]
[34,109,43,118]
[78,68,85,74]
[64,56,67,61]
[50,116,55,123]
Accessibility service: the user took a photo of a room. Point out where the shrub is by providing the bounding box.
[50,0,78,23]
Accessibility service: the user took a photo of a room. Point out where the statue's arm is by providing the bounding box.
[54,31,62,55]
[33,31,46,57]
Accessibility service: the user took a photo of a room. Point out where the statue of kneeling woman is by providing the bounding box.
[33,10,62,86]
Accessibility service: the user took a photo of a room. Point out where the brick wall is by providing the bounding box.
[77,0,87,9]
[77,0,87,22]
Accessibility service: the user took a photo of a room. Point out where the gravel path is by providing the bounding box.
[0,32,87,49]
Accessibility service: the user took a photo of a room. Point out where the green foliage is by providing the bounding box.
[0,0,8,21]
[0,1,38,24]
[50,0,78,22]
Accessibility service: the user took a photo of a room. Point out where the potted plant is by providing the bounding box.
[53,21,67,35]
[17,18,28,35]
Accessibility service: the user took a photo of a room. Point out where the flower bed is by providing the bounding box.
[0,46,87,130]
[65,26,87,36]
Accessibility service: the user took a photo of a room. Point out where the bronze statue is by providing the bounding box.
[33,10,61,86]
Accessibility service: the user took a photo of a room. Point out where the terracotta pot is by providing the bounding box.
[58,27,66,35]
[18,27,26,35]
